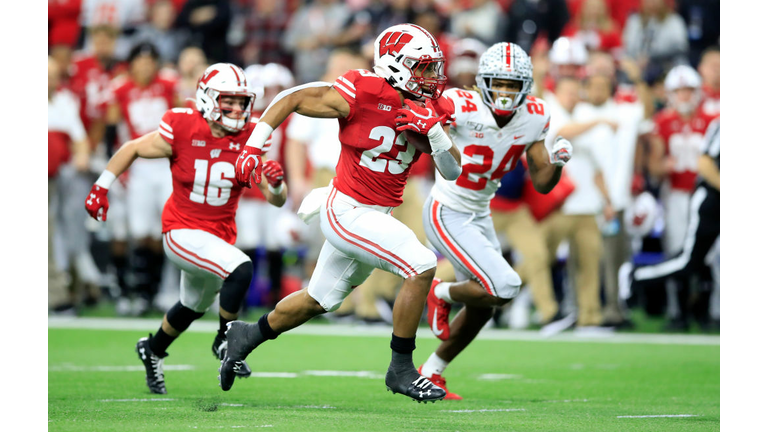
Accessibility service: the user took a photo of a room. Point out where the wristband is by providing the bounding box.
[268,183,284,195]
[95,170,117,189]
[245,122,274,150]
[427,123,452,154]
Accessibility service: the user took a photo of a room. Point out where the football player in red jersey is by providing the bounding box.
[221,24,462,403]
[85,63,288,394]
[646,64,717,330]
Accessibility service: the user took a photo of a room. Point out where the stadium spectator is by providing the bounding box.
[561,0,622,56]
[176,46,209,106]
[541,75,616,330]
[633,119,719,330]
[239,0,294,67]
[126,0,186,66]
[104,42,180,315]
[579,60,645,328]
[449,0,503,46]
[282,0,351,83]
[697,46,719,117]
[645,64,717,330]
[676,0,720,66]
[498,0,570,53]
[49,0,82,49]
[542,37,588,95]
[622,0,689,73]
[447,38,486,89]
[80,0,148,60]
[175,0,233,63]
[49,56,92,314]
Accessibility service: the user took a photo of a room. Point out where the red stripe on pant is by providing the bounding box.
[430,200,493,295]
[325,188,417,278]
[165,232,230,279]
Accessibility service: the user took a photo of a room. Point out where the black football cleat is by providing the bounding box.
[136,334,167,395]
[385,368,446,403]
[218,322,256,391]
[212,332,252,378]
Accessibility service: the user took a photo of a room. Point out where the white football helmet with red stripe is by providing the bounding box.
[476,42,533,116]
[196,63,255,132]
[664,64,702,115]
[373,24,447,100]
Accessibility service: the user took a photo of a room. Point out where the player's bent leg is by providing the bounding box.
[419,305,496,400]
[214,262,254,378]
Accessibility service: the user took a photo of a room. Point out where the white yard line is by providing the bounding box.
[442,409,526,413]
[50,364,195,372]
[48,317,720,346]
[100,398,176,402]
[617,415,700,418]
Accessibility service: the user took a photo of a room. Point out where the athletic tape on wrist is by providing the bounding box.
[245,122,274,150]
[427,123,452,153]
[268,183,284,195]
[95,171,117,189]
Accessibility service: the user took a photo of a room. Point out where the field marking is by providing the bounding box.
[617,415,700,418]
[48,317,720,346]
[542,399,589,403]
[251,372,298,378]
[50,364,195,372]
[190,426,273,429]
[100,398,176,402]
[477,373,523,380]
[442,409,526,413]
[304,370,383,379]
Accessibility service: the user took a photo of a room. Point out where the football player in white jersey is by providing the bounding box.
[418,42,573,399]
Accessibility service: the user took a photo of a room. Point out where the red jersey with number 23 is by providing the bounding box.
[159,108,256,244]
[332,69,454,207]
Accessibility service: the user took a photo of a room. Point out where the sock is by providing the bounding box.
[434,282,455,304]
[149,328,175,357]
[389,334,417,375]
[234,313,280,357]
[219,314,233,338]
[266,250,284,307]
[421,352,449,377]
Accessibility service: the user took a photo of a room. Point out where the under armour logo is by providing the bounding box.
[211,149,222,158]
[229,143,240,151]
[417,120,426,128]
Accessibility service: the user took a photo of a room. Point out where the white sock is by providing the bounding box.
[421,352,449,377]
[434,282,455,304]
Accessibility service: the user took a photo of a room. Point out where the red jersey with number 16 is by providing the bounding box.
[159,108,257,244]
[332,69,454,207]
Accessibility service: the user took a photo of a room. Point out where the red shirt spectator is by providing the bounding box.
[561,0,623,54]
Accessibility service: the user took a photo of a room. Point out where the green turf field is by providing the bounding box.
[48,325,719,432]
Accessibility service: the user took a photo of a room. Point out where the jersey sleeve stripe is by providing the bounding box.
[339,76,356,90]
[159,120,173,133]
[333,81,356,99]
[158,128,174,141]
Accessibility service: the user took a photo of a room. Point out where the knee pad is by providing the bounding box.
[492,271,522,300]
[166,301,205,333]
[219,262,254,314]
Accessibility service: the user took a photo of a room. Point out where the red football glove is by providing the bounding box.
[395,99,447,135]
[235,146,263,188]
[84,184,109,221]
[262,159,284,188]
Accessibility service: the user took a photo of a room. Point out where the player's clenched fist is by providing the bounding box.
[235,145,263,188]
[262,159,284,188]
[84,184,109,221]
[395,99,447,135]
[550,136,573,167]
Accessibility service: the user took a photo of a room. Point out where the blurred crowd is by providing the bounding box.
[48,0,720,332]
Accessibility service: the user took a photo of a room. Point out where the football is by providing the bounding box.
[403,130,432,154]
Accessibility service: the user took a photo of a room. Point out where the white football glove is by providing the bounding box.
[550,136,572,167]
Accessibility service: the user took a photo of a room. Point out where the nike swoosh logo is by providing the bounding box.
[514,135,524,140]
[431,309,444,336]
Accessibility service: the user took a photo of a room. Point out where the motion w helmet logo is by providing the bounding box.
[379,31,413,57]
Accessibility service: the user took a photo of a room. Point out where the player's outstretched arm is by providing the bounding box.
[237,84,350,188]
[527,137,571,194]
[85,132,172,221]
